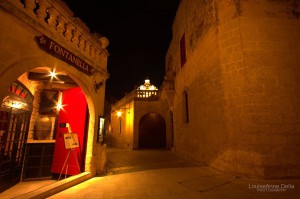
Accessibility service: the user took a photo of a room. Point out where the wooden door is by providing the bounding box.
[139,113,166,148]
[0,110,30,192]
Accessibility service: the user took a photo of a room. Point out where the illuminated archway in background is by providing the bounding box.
[138,112,166,148]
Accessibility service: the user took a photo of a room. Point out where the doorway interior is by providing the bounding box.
[0,67,89,192]
[0,80,34,192]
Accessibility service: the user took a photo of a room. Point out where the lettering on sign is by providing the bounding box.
[63,133,79,149]
[35,35,96,76]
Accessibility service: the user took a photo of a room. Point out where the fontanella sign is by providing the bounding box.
[36,35,96,76]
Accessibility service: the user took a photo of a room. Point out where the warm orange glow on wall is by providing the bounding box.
[110,102,134,147]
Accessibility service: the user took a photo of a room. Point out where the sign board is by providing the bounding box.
[63,133,79,149]
[35,35,96,76]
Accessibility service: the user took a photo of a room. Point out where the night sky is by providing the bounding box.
[61,0,180,99]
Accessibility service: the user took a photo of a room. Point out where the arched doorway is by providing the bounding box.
[21,67,90,178]
[139,113,166,148]
[0,66,91,191]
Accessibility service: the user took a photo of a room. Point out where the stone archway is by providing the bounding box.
[138,113,166,148]
[0,57,101,179]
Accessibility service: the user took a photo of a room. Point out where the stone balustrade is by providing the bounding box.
[4,0,109,72]
[136,90,159,99]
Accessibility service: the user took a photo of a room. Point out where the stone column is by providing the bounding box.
[36,0,48,21]
[24,0,36,15]
[90,45,96,58]
[72,29,81,47]
[57,16,67,36]
[47,8,59,30]
[95,49,101,62]
[79,35,87,52]
[65,22,75,41]
[85,41,91,56]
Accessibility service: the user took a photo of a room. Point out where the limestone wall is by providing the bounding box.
[110,101,134,148]
[165,0,227,166]
[166,0,300,179]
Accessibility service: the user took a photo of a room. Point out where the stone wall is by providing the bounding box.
[165,0,300,179]
[165,0,227,165]
[110,101,134,148]
[218,0,300,179]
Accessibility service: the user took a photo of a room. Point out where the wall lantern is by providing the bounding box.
[115,107,130,134]
[2,94,31,112]
[116,107,130,115]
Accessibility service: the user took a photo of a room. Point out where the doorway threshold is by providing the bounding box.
[1,172,92,199]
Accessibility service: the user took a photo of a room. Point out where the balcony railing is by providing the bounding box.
[136,90,159,99]
[1,0,109,74]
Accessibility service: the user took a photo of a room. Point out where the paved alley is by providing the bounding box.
[105,148,201,175]
[48,148,300,199]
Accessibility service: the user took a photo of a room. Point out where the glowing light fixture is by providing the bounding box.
[50,71,56,78]
[56,103,62,111]
[56,91,63,111]
[117,111,122,117]
[10,101,24,109]
[2,95,28,110]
